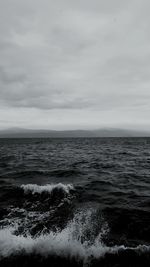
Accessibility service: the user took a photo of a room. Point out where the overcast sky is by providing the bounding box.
[0,0,150,130]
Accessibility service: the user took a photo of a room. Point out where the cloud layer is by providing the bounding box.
[0,0,150,129]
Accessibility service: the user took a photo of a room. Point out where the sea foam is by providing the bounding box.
[21,183,74,195]
[0,209,149,262]
[0,226,149,262]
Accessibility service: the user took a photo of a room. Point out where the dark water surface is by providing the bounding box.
[0,138,150,266]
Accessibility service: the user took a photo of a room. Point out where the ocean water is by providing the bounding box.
[0,137,150,267]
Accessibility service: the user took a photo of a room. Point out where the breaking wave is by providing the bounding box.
[0,228,149,260]
[21,183,74,195]
[0,208,150,264]
[0,182,150,266]
[0,183,76,238]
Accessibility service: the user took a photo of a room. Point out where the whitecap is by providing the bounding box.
[0,209,149,263]
[21,183,74,195]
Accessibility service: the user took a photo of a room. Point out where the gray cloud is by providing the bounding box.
[0,0,150,129]
[0,66,27,84]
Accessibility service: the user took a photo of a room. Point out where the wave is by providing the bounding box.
[0,209,149,264]
[0,226,149,264]
[21,183,74,195]
[0,209,106,259]
[0,183,76,237]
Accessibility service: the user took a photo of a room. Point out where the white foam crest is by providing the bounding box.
[0,227,149,261]
[21,183,74,195]
[0,210,149,261]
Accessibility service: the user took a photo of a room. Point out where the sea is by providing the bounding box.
[0,137,150,267]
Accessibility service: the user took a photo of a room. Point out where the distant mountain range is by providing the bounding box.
[0,127,150,138]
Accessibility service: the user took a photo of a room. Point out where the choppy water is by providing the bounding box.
[0,138,150,267]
